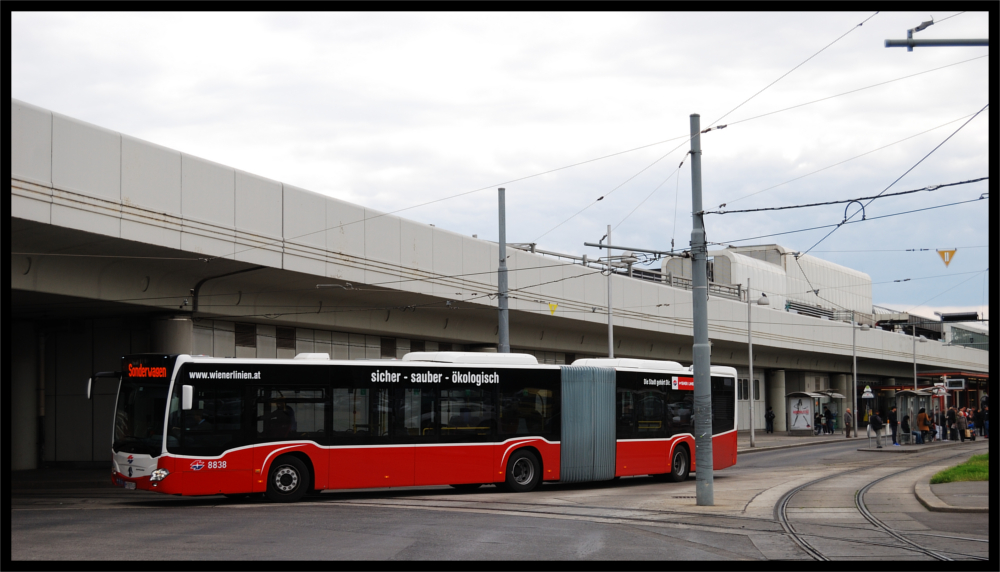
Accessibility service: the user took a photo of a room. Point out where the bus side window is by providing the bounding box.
[331,387,392,444]
[499,386,558,440]
[616,388,635,439]
[635,388,667,438]
[401,387,437,439]
[255,387,326,444]
[440,388,494,442]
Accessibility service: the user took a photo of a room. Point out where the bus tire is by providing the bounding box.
[265,455,309,502]
[668,446,690,482]
[449,483,482,491]
[503,449,541,493]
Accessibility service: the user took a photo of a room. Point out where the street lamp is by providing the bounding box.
[747,278,769,448]
[852,318,870,438]
[913,331,928,390]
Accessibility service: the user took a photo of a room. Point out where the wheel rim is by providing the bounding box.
[673,452,687,476]
[274,466,299,493]
[511,458,535,485]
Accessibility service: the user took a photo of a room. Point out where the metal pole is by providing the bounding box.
[885,38,989,49]
[913,330,918,391]
[852,321,858,439]
[497,188,510,353]
[748,278,755,448]
[690,113,713,506]
[607,224,614,358]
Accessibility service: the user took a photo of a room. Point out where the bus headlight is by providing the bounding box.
[150,469,170,482]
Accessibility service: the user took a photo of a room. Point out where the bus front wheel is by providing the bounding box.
[503,449,541,492]
[266,455,309,502]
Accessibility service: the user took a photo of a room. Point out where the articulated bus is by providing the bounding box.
[104,352,736,501]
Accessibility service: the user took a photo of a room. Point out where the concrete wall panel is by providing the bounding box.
[365,208,401,288]
[181,154,235,227]
[122,135,181,215]
[181,228,235,259]
[52,113,121,202]
[12,193,52,225]
[214,324,236,359]
[432,228,464,298]
[12,99,53,186]
[235,170,282,237]
[51,203,120,239]
[326,196,366,283]
[122,219,181,250]
[284,184,326,249]
[399,218,434,295]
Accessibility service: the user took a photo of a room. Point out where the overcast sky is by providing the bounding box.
[11,11,990,324]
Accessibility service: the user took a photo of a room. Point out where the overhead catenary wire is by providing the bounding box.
[532,12,883,244]
[720,112,980,207]
[714,196,987,246]
[613,164,684,232]
[533,140,692,242]
[708,55,987,132]
[214,132,693,263]
[705,11,880,129]
[800,102,989,256]
[904,269,989,315]
[703,177,987,215]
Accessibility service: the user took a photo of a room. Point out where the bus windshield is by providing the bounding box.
[113,379,169,457]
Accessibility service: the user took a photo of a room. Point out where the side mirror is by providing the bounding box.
[182,385,194,410]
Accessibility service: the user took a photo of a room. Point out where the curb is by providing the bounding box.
[737,437,865,455]
[914,480,988,513]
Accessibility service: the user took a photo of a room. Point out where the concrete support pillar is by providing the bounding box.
[11,322,39,470]
[768,369,787,432]
[833,373,849,428]
[151,317,193,355]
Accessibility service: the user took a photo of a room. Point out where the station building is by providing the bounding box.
[10,98,989,470]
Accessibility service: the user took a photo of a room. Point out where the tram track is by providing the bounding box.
[775,447,988,562]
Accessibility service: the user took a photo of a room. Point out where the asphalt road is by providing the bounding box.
[10,440,989,562]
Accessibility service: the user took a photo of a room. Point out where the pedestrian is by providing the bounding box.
[973,407,984,437]
[815,410,824,436]
[902,414,917,444]
[957,407,968,442]
[947,407,957,441]
[827,407,836,435]
[843,408,853,438]
[926,416,936,443]
[870,410,884,448]
[764,406,775,434]
[916,407,930,445]
[888,406,899,446]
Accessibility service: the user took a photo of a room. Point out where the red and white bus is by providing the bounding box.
[104,352,736,501]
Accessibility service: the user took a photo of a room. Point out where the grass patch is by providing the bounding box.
[930,453,989,484]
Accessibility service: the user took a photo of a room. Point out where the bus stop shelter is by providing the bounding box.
[785,391,846,436]
[895,389,935,444]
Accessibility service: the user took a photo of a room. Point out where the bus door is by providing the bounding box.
[169,377,252,495]
[252,385,330,491]
[416,387,494,485]
[329,386,414,489]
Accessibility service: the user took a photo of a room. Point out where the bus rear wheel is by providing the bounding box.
[668,447,690,482]
[503,449,541,493]
[266,455,309,502]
